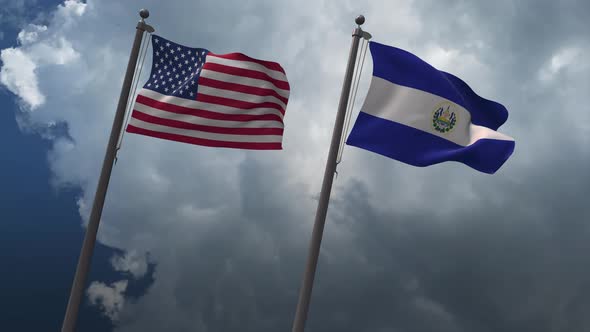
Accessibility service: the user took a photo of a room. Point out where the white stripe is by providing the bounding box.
[205,55,288,82]
[199,69,290,98]
[197,84,286,110]
[137,89,285,121]
[468,124,513,145]
[128,117,283,143]
[360,76,514,147]
[133,103,284,129]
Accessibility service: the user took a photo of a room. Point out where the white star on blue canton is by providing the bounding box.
[145,38,209,99]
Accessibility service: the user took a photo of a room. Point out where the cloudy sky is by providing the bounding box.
[1,0,589,331]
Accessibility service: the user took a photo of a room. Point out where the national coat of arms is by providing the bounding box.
[432,102,458,133]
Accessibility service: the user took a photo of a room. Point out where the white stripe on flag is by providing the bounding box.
[197,85,287,110]
[133,103,284,129]
[205,55,289,82]
[361,77,514,146]
[199,69,290,98]
[137,89,285,120]
[128,117,283,143]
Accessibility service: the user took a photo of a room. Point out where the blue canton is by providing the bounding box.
[144,35,209,100]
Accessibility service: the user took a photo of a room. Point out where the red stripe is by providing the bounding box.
[196,93,285,114]
[207,52,286,75]
[131,110,284,136]
[198,77,289,105]
[136,94,284,123]
[202,63,290,91]
[126,124,282,150]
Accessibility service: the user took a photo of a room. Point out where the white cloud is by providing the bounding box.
[87,280,128,321]
[17,24,48,44]
[0,47,44,108]
[59,0,86,17]
[413,296,455,324]
[538,46,584,82]
[111,251,149,279]
[0,1,83,111]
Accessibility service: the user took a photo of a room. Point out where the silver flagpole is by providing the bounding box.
[61,9,154,332]
[292,15,367,332]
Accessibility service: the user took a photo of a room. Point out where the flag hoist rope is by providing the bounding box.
[61,10,154,332]
[336,36,369,171]
[115,29,152,163]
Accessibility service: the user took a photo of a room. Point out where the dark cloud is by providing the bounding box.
[303,142,590,331]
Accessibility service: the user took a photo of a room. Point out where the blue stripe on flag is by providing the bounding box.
[369,42,509,131]
[346,112,515,174]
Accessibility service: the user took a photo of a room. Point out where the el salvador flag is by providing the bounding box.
[346,41,515,174]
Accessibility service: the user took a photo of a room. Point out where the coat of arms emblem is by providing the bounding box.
[432,102,458,133]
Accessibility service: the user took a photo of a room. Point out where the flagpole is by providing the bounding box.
[291,15,366,332]
[61,9,154,332]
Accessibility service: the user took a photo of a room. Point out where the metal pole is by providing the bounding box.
[291,15,366,332]
[61,9,154,332]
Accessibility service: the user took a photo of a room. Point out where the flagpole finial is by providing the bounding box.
[139,9,149,20]
[137,9,155,33]
[355,15,365,26]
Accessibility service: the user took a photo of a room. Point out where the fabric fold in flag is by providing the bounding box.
[346,41,515,174]
[126,35,290,150]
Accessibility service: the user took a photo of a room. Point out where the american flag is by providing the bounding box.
[126,35,290,150]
